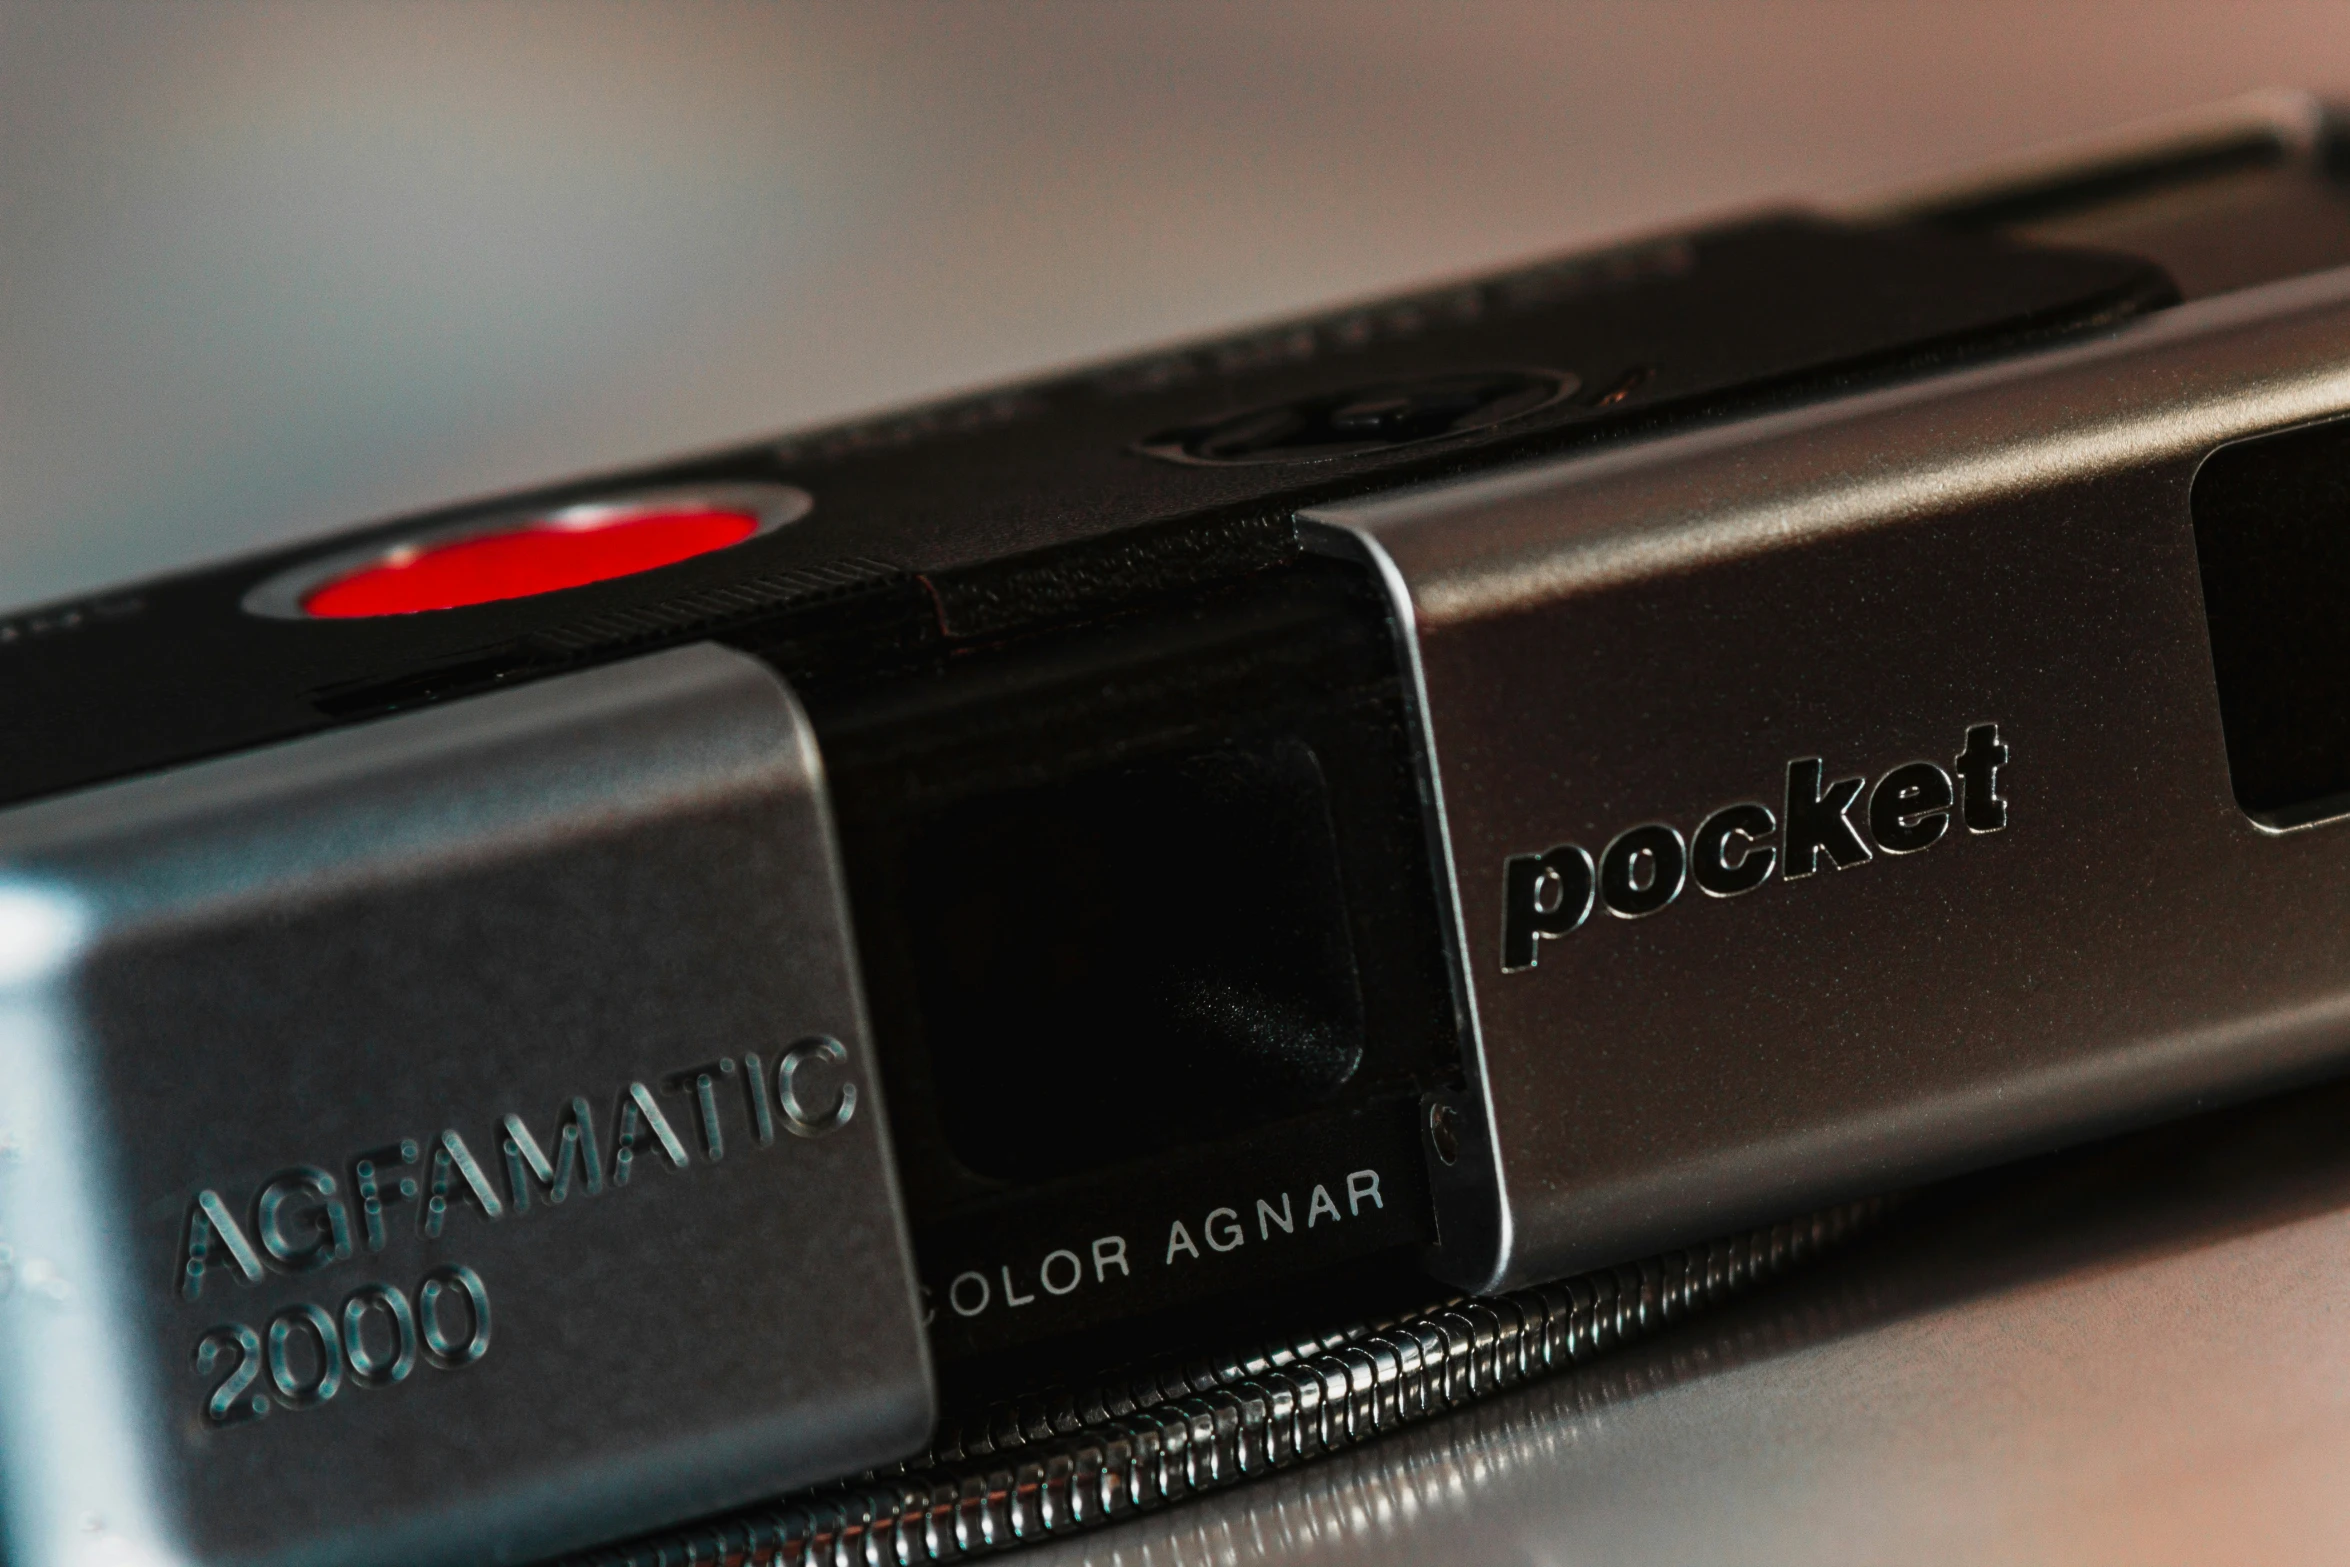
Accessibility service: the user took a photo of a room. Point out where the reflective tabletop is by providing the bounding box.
[1024,1081,2350,1566]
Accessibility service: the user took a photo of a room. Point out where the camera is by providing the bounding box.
[6,92,2350,1567]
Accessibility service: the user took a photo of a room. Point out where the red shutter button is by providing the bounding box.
[242,486,812,620]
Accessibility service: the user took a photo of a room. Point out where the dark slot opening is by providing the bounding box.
[905,738,1365,1183]
[790,551,1463,1371]
[2193,415,2350,826]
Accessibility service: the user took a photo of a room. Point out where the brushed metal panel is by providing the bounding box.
[1311,269,2350,1291]
[0,643,931,1567]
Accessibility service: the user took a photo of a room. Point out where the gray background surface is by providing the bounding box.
[3,3,2350,610]
[1018,1098,2350,1567]
[9,7,2350,1563]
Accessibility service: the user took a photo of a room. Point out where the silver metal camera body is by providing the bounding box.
[8,94,2350,1567]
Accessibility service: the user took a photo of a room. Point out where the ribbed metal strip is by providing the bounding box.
[562,1196,1890,1567]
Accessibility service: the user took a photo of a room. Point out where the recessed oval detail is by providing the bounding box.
[243,485,812,620]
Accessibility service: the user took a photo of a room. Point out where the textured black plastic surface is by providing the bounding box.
[0,215,2171,812]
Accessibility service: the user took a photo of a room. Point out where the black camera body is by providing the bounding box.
[6,96,2350,1567]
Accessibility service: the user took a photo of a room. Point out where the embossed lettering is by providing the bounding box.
[418,1265,492,1368]
[1956,723,2010,832]
[179,1191,265,1301]
[350,1142,420,1252]
[173,1042,868,1311]
[1498,727,2011,970]
[196,1324,268,1426]
[192,1270,491,1428]
[608,1083,689,1186]
[741,1050,777,1147]
[777,1037,857,1137]
[502,1098,602,1211]
[1501,845,1594,971]
[1783,758,1872,878]
[254,1168,353,1273]
[662,1059,736,1163]
[1599,823,1687,918]
[1869,762,1954,854]
[419,1130,503,1238]
[341,1283,418,1387]
[1692,802,1777,897]
[266,1303,342,1408]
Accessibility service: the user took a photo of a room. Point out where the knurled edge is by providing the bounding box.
[557,1195,1896,1567]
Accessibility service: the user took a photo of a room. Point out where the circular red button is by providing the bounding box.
[299,506,761,619]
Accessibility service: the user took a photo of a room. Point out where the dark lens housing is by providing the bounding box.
[784,542,1463,1384]
[909,736,1366,1183]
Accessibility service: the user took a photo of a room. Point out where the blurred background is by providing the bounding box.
[5,3,2350,612]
